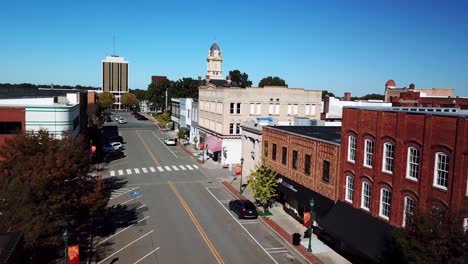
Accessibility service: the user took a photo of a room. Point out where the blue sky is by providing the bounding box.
[1,0,467,96]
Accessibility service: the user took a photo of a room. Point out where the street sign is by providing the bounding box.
[129,191,141,197]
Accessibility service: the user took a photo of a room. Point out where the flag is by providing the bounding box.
[304,212,311,228]
[236,165,242,176]
[68,245,79,264]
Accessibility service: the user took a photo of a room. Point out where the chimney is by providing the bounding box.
[344,92,351,101]
[198,76,202,81]
[205,75,210,86]
[409,83,415,89]
[227,75,232,86]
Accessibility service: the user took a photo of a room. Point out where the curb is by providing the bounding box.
[178,144,204,164]
[221,181,324,264]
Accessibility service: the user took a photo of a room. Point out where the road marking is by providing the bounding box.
[265,247,287,251]
[152,132,178,158]
[135,168,140,174]
[157,166,163,172]
[138,216,150,223]
[268,250,289,254]
[172,165,179,171]
[186,165,193,170]
[136,204,146,210]
[205,187,279,264]
[136,130,161,166]
[118,170,124,176]
[142,167,148,173]
[133,247,160,264]
[126,169,132,175]
[239,220,259,224]
[110,171,115,176]
[110,187,140,200]
[164,166,171,171]
[150,167,156,172]
[169,181,224,264]
[122,195,142,205]
[179,165,186,170]
[193,165,199,169]
[97,225,134,245]
[219,200,230,203]
[97,230,155,264]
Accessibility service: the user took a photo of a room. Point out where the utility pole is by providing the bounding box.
[165,89,168,111]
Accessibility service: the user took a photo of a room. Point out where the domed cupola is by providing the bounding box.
[207,42,223,80]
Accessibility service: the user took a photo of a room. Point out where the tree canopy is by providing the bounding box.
[130,89,148,101]
[350,93,385,101]
[98,92,115,109]
[229,70,252,88]
[258,76,287,87]
[147,79,171,111]
[248,161,279,213]
[147,77,199,112]
[121,93,139,109]
[322,90,336,99]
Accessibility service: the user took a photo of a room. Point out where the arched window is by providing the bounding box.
[402,196,416,227]
[347,135,356,162]
[361,181,371,210]
[382,142,394,173]
[345,176,354,202]
[379,188,392,220]
[364,139,374,168]
[406,147,420,181]
[433,152,449,189]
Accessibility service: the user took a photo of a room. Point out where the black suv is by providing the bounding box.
[229,199,258,219]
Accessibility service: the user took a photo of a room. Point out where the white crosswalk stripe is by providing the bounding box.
[126,169,132,175]
[142,168,148,173]
[179,165,186,170]
[134,168,140,174]
[110,171,115,176]
[157,166,163,172]
[186,165,193,170]
[193,165,199,169]
[150,167,156,172]
[109,164,200,176]
[172,165,179,171]
[164,166,171,171]
[118,170,124,175]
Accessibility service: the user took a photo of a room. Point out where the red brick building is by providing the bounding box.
[390,89,468,109]
[0,107,25,147]
[262,126,341,223]
[340,106,468,227]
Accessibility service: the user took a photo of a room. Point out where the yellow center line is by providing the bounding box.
[135,130,160,166]
[168,180,224,264]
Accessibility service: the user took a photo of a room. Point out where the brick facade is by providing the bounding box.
[263,127,341,201]
[340,107,468,227]
[0,107,25,147]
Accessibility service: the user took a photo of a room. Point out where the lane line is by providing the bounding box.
[135,168,141,174]
[157,166,163,172]
[133,247,160,264]
[172,165,179,171]
[138,216,150,223]
[150,167,156,172]
[152,132,178,158]
[205,187,279,264]
[136,204,146,210]
[126,169,132,175]
[110,171,115,176]
[268,250,289,254]
[265,247,287,251]
[136,130,161,166]
[168,181,224,264]
[97,230,155,264]
[122,195,142,205]
[142,167,148,173]
[97,225,134,245]
[164,166,171,171]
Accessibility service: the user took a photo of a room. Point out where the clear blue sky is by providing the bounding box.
[1,0,467,96]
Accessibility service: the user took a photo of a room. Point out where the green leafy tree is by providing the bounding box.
[176,128,185,143]
[248,161,279,213]
[229,70,252,88]
[98,91,115,109]
[148,79,172,111]
[392,210,468,264]
[258,76,287,87]
[130,89,148,101]
[171,78,199,98]
[322,90,336,99]
[121,93,139,110]
[156,112,171,128]
[0,131,109,262]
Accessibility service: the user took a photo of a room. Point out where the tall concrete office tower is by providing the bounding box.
[102,55,128,109]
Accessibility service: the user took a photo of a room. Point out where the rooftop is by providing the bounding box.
[345,106,468,117]
[266,126,342,144]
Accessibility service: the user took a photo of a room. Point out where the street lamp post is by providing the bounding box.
[240,157,244,194]
[307,198,315,253]
[63,229,69,264]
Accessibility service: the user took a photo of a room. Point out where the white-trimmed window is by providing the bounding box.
[406,147,420,180]
[364,139,374,168]
[305,104,316,116]
[403,196,416,227]
[268,103,274,115]
[348,135,356,162]
[293,104,298,115]
[287,104,293,115]
[256,103,261,115]
[361,181,371,210]
[345,176,354,202]
[274,104,280,115]
[250,103,256,115]
[433,152,449,189]
[382,142,394,173]
[379,188,392,219]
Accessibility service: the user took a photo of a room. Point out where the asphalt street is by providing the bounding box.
[93,112,308,264]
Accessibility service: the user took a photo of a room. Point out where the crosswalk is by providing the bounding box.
[110,187,140,199]
[109,164,200,177]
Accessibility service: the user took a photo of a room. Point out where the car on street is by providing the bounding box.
[135,114,148,120]
[164,138,177,146]
[229,199,258,219]
[114,115,121,121]
[110,142,124,151]
[118,118,127,124]
[103,149,124,163]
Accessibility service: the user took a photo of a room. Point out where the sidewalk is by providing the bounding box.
[178,142,350,264]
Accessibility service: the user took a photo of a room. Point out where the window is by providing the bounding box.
[236,123,241,134]
[361,182,371,210]
[250,103,255,115]
[263,141,268,158]
[287,104,293,115]
[364,139,374,168]
[293,104,298,115]
[348,135,356,162]
[304,104,316,116]
[274,104,280,115]
[304,154,311,175]
[281,146,287,165]
[256,103,261,115]
[379,188,392,219]
[230,102,241,114]
[345,176,354,202]
[382,142,394,173]
[272,144,277,160]
[230,102,235,114]
[323,160,330,182]
[406,147,420,180]
[229,123,234,134]
[236,103,241,114]
[292,150,298,169]
[403,196,416,227]
[433,152,449,189]
[268,103,274,115]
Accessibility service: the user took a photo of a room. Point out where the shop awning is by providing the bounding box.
[317,201,394,264]
[204,136,222,153]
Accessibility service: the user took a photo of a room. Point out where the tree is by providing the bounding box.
[156,112,171,128]
[130,89,148,101]
[248,161,279,213]
[98,92,115,109]
[393,210,468,264]
[170,78,199,98]
[148,79,172,111]
[0,131,109,262]
[121,93,139,110]
[176,128,185,144]
[229,70,252,88]
[258,76,287,87]
[322,90,335,99]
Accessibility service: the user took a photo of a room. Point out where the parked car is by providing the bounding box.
[105,116,112,122]
[104,135,124,144]
[114,115,121,121]
[110,142,124,151]
[229,199,258,219]
[118,118,127,124]
[164,138,177,146]
[100,143,115,153]
[135,114,148,120]
[103,149,124,163]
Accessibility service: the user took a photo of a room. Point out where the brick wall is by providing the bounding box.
[0,107,25,147]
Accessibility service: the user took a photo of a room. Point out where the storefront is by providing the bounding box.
[199,132,222,162]
[275,175,334,224]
